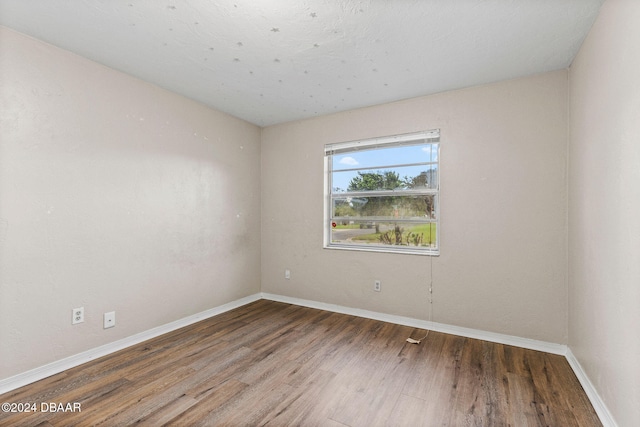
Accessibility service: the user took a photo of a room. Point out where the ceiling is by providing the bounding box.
[0,0,604,127]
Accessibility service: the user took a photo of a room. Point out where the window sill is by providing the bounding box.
[323,243,439,256]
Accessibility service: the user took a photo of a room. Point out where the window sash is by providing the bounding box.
[331,189,437,198]
[324,130,440,255]
[332,161,437,173]
[332,217,436,224]
[324,130,440,155]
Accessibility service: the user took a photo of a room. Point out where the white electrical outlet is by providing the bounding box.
[285,269,291,280]
[374,280,381,292]
[72,307,84,324]
[103,311,116,329]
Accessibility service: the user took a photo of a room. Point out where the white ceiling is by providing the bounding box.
[0,0,604,126]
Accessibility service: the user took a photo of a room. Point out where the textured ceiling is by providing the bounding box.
[0,0,604,126]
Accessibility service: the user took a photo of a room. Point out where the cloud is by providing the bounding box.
[422,146,438,161]
[339,156,359,166]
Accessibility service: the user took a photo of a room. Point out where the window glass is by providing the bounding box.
[324,131,440,255]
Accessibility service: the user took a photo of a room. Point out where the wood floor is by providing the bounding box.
[0,300,601,427]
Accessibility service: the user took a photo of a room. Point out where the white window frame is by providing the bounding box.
[324,130,440,256]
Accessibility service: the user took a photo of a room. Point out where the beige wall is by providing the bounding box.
[568,0,640,425]
[262,70,568,344]
[0,27,261,379]
[6,7,637,423]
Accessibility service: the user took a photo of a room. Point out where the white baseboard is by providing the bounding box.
[565,348,618,427]
[0,291,615,427]
[263,293,618,426]
[261,292,567,355]
[0,293,262,395]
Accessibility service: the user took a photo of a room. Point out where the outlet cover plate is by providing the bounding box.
[103,311,116,329]
[72,307,84,325]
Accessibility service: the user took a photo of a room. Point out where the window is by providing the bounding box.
[324,130,440,255]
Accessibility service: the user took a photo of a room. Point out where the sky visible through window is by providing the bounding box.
[331,143,439,192]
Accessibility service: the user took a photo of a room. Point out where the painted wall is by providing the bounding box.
[0,27,261,380]
[568,0,640,425]
[261,70,568,344]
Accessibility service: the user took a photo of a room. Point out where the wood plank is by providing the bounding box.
[0,299,602,427]
[161,379,249,426]
[387,393,431,427]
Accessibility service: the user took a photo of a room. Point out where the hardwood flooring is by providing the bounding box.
[0,300,601,426]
